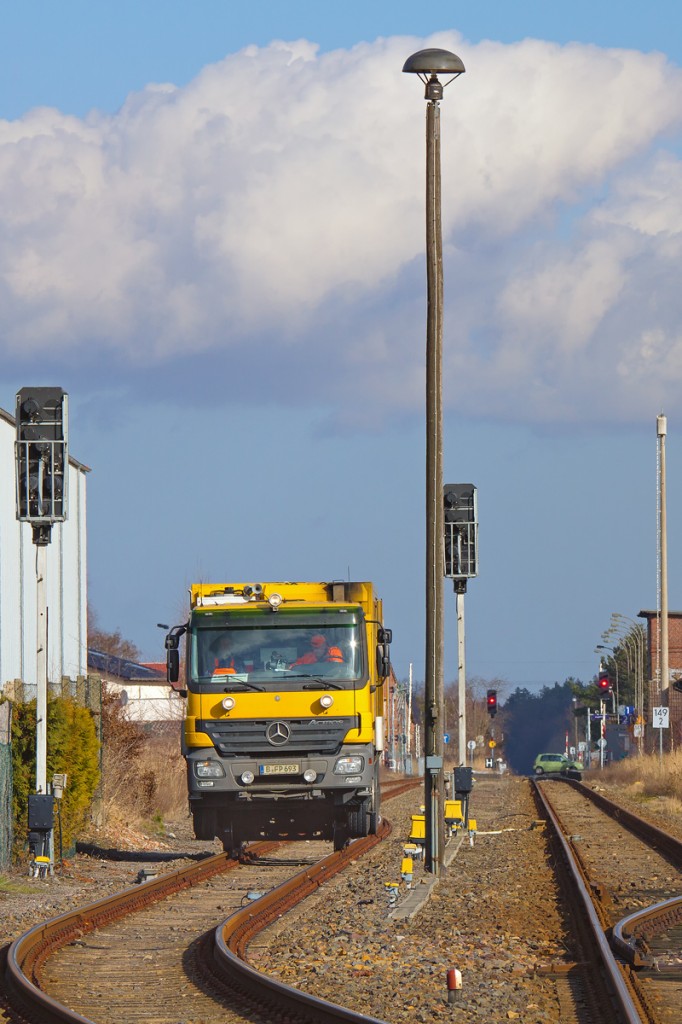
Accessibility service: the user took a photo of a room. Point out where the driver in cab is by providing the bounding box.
[291,633,343,667]
[211,635,243,675]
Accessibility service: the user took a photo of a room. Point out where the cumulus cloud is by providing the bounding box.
[1,31,682,424]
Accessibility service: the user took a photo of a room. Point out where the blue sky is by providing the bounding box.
[3,2,682,696]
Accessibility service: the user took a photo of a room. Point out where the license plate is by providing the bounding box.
[259,763,299,776]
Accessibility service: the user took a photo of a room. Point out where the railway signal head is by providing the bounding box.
[597,670,610,692]
[443,484,479,580]
[15,387,68,528]
[486,689,497,717]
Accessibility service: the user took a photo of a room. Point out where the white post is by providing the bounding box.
[35,542,48,795]
[657,415,669,705]
[457,589,466,766]
[407,663,413,755]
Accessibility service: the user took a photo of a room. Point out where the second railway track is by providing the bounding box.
[535,777,682,1024]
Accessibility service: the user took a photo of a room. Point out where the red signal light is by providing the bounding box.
[597,671,610,691]
[486,689,498,716]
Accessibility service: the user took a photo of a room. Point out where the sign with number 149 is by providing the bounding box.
[652,706,669,729]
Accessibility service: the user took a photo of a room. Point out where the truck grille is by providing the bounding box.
[198,717,353,757]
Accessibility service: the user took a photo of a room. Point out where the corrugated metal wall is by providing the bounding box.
[0,408,88,691]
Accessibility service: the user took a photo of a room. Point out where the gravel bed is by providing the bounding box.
[2,773,681,1024]
[251,775,572,1022]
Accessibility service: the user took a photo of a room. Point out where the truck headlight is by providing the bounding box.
[303,769,317,783]
[195,760,226,778]
[319,694,334,709]
[334,756,364,774]
[240,770,255,785]
[222,696,235,710]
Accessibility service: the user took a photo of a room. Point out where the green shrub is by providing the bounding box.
[11,697,100,860]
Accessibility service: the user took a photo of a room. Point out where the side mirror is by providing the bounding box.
[164,623,187,685]
[167,648,180,684]
[376,645,391,681]
[376,624,392,680]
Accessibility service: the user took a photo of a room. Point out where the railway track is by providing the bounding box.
[3,778,418,1024]
[534,777,682,1024]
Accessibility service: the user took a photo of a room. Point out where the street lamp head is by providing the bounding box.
[403,48,465,100]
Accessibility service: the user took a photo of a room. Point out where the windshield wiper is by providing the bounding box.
[301,679,343,690]
[222,681,265,692]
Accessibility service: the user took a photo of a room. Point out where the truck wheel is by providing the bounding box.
[220,823,240,855]
[192,809,217,840]
[534,767,544,775]
[333,823,349,852]
[347,804,369,838]
[368,766,381,833]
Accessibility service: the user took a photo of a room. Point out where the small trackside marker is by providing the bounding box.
[446,967,462,1004]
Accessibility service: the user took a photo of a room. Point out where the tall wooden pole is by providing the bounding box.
[424,96,445,876]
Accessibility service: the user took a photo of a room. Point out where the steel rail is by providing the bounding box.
[562,777,682,865]
[612,896,682,969]
[560,777,682,972]
[533,780,646,1024]
[4,847,253,1024]
[214,819,394,1024]
[4,781,420,1024]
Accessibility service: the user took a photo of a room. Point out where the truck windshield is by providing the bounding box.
[190,621,363,689]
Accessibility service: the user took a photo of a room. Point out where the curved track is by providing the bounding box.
[3,779,418,1024]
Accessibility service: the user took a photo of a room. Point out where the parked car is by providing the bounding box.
[533,752,582,777]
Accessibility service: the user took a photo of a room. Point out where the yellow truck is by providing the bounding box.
[166,580,391,852]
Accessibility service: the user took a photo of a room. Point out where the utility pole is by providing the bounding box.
[403,47,465,876]
[656,414,668,760]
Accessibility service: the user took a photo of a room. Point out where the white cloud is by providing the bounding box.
[1,32,682,423]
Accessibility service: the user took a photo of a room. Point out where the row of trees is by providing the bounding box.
[406,675,615,775]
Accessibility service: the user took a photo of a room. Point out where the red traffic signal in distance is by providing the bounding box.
[597,671,610,691]
[486,689,498,716]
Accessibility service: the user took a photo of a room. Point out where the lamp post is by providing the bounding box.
[403,47,465,876]
[607,616,646,753]
[656,415,669,702]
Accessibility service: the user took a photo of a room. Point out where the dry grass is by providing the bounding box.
[98,686,188,830]
[599,749,682,804]
[100,730,188,828]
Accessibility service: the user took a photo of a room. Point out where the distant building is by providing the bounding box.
[638,609,682,742]
[88,649,182,725]
[0,405,88,694]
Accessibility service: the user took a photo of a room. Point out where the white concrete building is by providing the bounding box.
[87,652,182,724]
[0,405,88,693]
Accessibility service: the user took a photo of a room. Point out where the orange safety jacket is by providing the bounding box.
[213,657,236,675]
[292,645,343,666]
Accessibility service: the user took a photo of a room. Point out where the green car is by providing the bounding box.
[533,752,582,776]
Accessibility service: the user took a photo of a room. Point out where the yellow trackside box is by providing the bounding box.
[409,813,426,844]
[444,799,464,823]
[166,581,392,853]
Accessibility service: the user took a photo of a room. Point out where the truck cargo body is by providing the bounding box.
[167,581,390,852]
